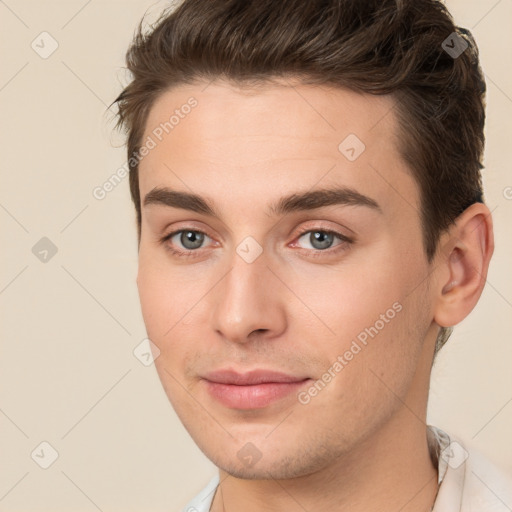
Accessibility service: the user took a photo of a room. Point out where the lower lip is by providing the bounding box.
[204,380,310,409]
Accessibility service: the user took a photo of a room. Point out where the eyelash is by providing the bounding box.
[159,227,354,259]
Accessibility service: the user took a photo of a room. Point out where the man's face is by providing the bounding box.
[137,80,438,479]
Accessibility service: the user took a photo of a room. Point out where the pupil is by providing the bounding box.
[182,231,204,249]
[311,231,333,250]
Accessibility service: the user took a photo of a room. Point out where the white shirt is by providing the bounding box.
[182,426,512,511]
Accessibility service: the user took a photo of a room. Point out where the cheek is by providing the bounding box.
[137,248,199,336]
[285,255,406,347]
[137,266,170,337]
[136,248,217,381]
[288,248,428,387]
[137,259,198,407]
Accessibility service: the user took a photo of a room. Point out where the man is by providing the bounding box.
[112,0,511,510]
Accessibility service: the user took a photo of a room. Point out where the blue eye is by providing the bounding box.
[167,230,210,251]
[299,231,336,250]
[177,230,206,250]
[159,227,353,259]
[296,230,349,251]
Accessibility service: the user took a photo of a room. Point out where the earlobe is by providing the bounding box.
[433,203,494,328]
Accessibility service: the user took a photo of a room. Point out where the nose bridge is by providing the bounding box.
[210,243,285,342]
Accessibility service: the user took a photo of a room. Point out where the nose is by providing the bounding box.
[209,248,287,345]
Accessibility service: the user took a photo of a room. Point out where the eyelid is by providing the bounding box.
[290,221,354,243]
[288,214,357,237]
[160,219,216,241]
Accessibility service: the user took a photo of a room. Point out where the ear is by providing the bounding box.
[433,202,494,328]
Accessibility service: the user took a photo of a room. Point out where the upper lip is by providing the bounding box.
[202,369,309,386]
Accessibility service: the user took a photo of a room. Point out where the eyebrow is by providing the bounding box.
[143,186,382,217]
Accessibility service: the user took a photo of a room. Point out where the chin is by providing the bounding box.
[199,436,344,481]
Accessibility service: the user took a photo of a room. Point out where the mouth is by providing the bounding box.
[201,369,311,410]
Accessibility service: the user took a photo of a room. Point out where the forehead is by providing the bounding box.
[139,79,418,219]
[143,78,397,148]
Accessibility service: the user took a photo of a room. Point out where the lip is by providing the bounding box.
[202,369,311,409]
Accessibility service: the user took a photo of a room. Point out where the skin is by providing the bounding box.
[135,79,494,511]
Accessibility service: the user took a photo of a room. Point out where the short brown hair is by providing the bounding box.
[112,0,486,353]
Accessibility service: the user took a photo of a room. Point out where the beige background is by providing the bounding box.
[0,0,511,510]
